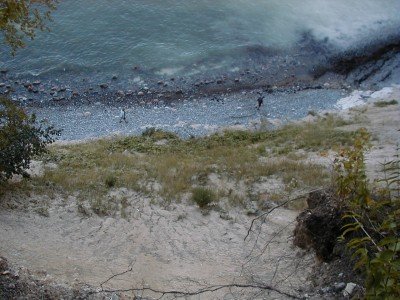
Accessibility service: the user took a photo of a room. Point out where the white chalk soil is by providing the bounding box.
[0,86,399,299]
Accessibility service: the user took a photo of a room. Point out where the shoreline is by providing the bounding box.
[1,35,400,109]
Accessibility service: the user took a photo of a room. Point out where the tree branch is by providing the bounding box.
[244,188,322,241]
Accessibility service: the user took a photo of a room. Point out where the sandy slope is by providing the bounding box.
[0,192,311,299]
[0,86,399,299]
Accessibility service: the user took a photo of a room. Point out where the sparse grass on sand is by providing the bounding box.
[373,99,398,107]
[18,114,357,212]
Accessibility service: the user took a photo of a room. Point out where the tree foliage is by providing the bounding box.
[0,97,60,182]
[0,0,57,53]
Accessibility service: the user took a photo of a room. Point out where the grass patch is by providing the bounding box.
[22,114,355,209]
[373,99,398,107]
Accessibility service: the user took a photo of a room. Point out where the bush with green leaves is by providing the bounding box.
[335,129,400,298]
[191,187,215,208]
[0,97,60,182]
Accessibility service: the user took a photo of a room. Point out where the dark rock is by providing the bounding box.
[32,80,41,86]
[99,83,108,89]
[116,90,125,97]
[157,81,164,85]
[0,69,8,74]
[112,75,118,80]
[217,79,224,84]
[234,78,240,83]
[333,282,346,292]
[0,83,6,88]
[175,89,183,95]
[58,87,66,92]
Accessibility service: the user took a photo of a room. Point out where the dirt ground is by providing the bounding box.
[0,87,399,299]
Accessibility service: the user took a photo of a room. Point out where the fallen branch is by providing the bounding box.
[97,283,301,299]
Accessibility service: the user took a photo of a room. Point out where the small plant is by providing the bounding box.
[191,187,215,208]
[374,100,398,107]
[35,206,49,217]
[105,174,117,188]
[307,110,317,116]
[142,127,156,137]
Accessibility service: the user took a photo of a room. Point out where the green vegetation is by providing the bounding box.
[336,129,400,298]
[373,100,398,107]
[104,174,117,188]
[0,97,59,183]
[191,187,215,208]
[0,0,57,53]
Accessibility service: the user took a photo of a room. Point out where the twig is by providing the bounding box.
[100,264,134,291]
[244,188,322,241]
[353,216,382,252]
[97,283,301,299]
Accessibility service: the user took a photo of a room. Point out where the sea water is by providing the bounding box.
[1,0,400,79]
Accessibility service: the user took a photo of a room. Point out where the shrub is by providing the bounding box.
[335,129,400,298]
[191,187,215,208]
[0,97,60,182]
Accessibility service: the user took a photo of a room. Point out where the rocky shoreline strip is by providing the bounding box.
[1,35,399,110]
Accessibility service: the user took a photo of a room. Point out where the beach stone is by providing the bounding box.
[137,91,144,96]
[370,87,394,100]
[343,283,357,297]
[0,83,5,88]
[32,80,41,85]
[335,91,366,109]
[333,282,346,292]
[99,83,108,89]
